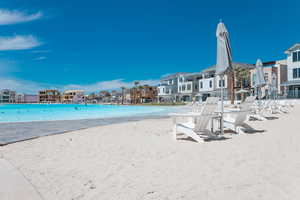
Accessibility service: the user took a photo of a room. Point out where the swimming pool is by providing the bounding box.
[0,104,177,123]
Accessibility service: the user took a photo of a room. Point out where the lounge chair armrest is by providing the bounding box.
[170,113,219,125]
[169,113,218,117]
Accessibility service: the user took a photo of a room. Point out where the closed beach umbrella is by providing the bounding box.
[216,22,232,75]
[216,21,232,135]
[255,59,266,87]
[255,59,266,103]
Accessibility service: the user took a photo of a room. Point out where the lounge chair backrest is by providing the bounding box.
[240,96,256,111]
[233,96,256,125]
[194,97,218,132]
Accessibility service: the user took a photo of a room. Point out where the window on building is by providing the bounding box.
[179,86,181,91]
[200,81,203,89]
[187,84,191,90]
[293,68,300,78]
[264,73,269,82]
[293,51,300,62]
[163,88,165,93]
[182,85,186,91]
[195,84,198,90]
[219,80,225,87]
[209,80,212,88]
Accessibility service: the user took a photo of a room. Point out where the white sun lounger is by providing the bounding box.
[223,96,255,134]
[170,97,219,142]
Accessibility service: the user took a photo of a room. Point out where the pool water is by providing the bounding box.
[0,104,176,123]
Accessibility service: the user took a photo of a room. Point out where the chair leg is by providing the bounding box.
[236,126,244,134]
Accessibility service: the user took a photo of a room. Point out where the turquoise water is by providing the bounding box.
[0,104,176,123]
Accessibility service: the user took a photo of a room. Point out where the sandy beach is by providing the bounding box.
[1,105,300,200]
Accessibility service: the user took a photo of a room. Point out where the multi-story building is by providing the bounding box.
[0,89,16,103]
[157,62,253,103]
[281,43,300,98]
[275,59,288,95]
[24,95,38,103]
[123,88,132,104]
[250,61,277,98]
[198,67,219,99]
[131,85,157,103]
[62,90,84,103]
[177,73,203,102]
[38,89,61,103]
[199,62,253,101]
[157,73,187,102]
[16,94,25,103]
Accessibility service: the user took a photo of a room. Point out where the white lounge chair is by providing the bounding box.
[223,96,256,134]
[171,97,219,142]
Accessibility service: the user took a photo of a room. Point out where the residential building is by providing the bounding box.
[281,43,300,98]
[16,94,25,103]
[199,62,253,100]
[38,89,61,103]
[62,90,85,103]
[177,73,201,102]
[15,94,38,103]
[275,59,288,95]
[123,88,132,104]
[198,68,218,99]
[0,89,16,103]
[24,95,38,103]
[250,61,277,98]
[131,85,157,103]
[99,91,111,103]
[158,73,187,102]
[111,90,122,103]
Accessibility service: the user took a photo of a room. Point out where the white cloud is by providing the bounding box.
[0,78,160,94]
[0,9,42,25]
[31,50,51,53]
[0,78,47,94]
[0,35,42,51]
[33,56,47,61]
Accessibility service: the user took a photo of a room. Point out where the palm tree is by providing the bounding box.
[234,66,250,101]
[121,87,125,105]
[133,81,139,104]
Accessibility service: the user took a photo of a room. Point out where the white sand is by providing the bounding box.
[1,105,300,200]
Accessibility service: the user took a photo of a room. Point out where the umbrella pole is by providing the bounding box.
[220,75,224,135]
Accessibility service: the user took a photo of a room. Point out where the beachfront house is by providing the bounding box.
[281,43,300,98]
[15,94,38,103]
[274,59,288,95]
[157,73,186,102]
[250,61,277,98]
[0,89,16,103]
[38,89,61,103]
[62,90,85,103]
[130,85,157,104]
[177,73,203,102]
[198,68,218,100]
[198,63,253,101]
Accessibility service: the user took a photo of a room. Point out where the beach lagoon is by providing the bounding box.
[0,104,177,123]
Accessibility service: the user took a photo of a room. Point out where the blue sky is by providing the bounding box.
[0,0,298,93]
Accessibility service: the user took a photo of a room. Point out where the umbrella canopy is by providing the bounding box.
[216,22,232,75]
[254,59,266,87]
[236,89,250,94]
